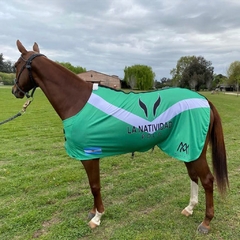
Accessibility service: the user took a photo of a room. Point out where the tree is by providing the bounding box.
[124,64,155,90]
[212,74,228,89]
[0,72,15,85]
[171,56,214,90]
[0,53,15,73]
[154,77,172,89]
[4,60,15,73]
[127,74,136,89]
[0,53,4,72]
[56,61,86,74]
[170,56,195,86]
[227,61,240,92]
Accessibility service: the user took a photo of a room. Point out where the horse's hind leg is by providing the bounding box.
[197,166,214,234]
[181,180,199,216]
[81,159,105,228]
[184,149,214,233]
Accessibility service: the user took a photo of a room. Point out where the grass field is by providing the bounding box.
[0,87,240,240]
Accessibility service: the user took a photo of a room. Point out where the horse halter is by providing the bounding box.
[14,53,45,98]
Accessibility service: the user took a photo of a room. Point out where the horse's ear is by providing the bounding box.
[33,42,40,53]
[16,40,27,54]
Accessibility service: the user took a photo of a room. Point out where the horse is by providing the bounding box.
[12,40,228,234]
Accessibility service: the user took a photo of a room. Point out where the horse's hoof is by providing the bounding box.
[181,208,192,217]
[88,212,95,220]
[197,222,210,234]
[88,220,98,229]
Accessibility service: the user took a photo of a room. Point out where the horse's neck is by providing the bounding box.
[34,60,93,120]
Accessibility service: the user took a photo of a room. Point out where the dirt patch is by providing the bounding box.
[32,216,60,238]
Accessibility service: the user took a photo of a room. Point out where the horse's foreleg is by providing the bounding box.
[181,180,199,216]
[81,159,105,228]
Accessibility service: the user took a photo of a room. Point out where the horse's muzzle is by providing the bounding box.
[12,85,24,98]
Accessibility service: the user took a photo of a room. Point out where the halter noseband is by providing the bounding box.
[14,53,45,98]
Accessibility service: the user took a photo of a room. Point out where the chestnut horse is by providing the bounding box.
[12,40,228,234]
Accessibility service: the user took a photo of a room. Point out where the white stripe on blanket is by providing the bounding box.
[87,93,209,134]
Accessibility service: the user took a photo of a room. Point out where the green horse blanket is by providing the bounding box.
[63,85,210,162]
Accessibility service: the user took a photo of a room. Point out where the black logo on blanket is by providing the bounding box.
[139,96,161,118]
[127,95,171,138]
[177,142,189,154]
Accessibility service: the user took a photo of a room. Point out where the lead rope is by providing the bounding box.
[0,98,33,126]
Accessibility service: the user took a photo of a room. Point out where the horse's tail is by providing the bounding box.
[209,101,229,195]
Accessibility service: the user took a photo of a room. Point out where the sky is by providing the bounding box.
[1,0,240,80]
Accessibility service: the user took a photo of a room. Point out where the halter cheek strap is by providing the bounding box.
[25,54,45,87]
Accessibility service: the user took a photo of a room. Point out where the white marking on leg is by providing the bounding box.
[183,181,198,215]
[89,209,104,226]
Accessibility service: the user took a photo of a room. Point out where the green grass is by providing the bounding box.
[0,87,240,239]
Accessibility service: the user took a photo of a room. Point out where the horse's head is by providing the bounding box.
[12,40,42,98]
